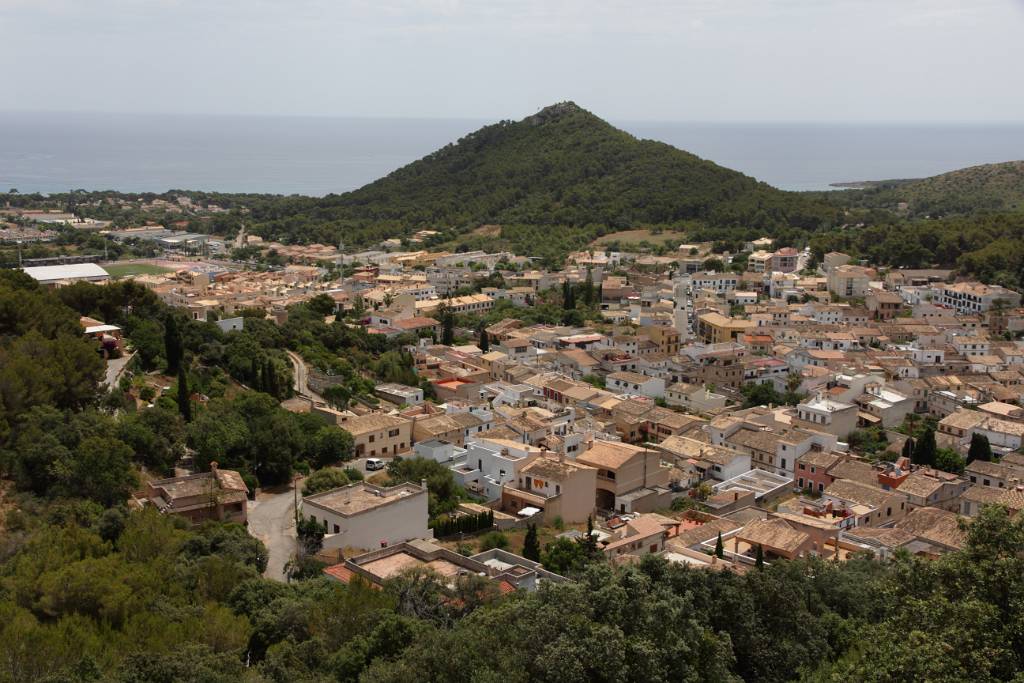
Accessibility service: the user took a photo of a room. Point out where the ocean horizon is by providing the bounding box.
[2,110,1023,197]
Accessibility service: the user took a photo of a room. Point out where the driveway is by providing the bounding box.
[247,481,300,582]
[104,351,135,391]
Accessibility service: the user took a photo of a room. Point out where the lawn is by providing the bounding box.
[104,262,173,278]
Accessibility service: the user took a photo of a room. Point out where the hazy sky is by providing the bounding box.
[2,0,1022,122]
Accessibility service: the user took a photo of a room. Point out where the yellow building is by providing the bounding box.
[696,312,756,344]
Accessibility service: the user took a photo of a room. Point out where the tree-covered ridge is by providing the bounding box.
[242,102,842,249]
[823,160,1024,217]
[808,211,1024,290]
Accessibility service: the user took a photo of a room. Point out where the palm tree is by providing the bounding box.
[904,412,920,438]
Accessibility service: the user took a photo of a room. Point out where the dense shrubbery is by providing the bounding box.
[429,510,494,538]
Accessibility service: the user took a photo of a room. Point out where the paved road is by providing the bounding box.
[104,351,135,391]
[287,350,324,403]
[247,482,300,582]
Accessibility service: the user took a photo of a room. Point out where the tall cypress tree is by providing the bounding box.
[563,282,576,310]
[755,544,765,569]
[715,531,724,559]
[912,427,937,468]
[523,523,541,562]
[582,515,598,557]
[264,358,278,398]
[164,315,182,375]
[583,267,594,305]
[442,313,454,346]
[250,357,261,391]
[177,366,191,422]
[479,328,490,352]
[967,432,993,464]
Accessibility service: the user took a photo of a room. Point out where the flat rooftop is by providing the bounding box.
[714,469,792,499]
[305,482,423,516]
[359,552,465,581]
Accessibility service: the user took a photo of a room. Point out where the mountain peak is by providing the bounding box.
[527,101,588,125]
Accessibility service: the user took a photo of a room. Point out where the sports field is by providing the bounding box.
[104,262,173,278]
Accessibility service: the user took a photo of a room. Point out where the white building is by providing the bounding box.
[933,282,1021,314]
[665,382,728,413]
[302,482,431,551]
[375,383,425,406]
[460,438,541,501]
[793,396,859,440]
[606,371,666,399]
[22,263,110,286]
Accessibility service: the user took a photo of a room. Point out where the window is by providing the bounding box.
[369,435,375,443]
[334,524,340,533]
[388,429,400,437]
[799,478,804,488]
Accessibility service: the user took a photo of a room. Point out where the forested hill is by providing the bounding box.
[825,160,1024,216]
[247,102,841,256]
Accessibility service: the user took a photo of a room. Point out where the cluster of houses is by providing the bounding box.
[104,235,1024,587]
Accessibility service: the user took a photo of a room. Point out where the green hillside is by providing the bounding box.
[827,160,1024,216]
[247,102,841,260]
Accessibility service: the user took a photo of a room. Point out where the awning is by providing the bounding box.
[517,506,541,517]
[857,411,881,424]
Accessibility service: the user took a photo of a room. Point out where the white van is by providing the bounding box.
[365,458,386,471]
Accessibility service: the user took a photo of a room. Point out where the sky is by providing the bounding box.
[1,0,1023,122]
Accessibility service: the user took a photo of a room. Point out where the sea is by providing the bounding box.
[2,110,1023,196]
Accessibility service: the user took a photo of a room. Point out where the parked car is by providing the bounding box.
[365,458,386,471]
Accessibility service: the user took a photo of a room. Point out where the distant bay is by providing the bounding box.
[1,111,1023,196]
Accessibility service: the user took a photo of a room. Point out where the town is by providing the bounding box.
[15,208,1024,587]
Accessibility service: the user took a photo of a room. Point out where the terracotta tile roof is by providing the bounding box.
[738,518,810,554]
[894,507,966,550]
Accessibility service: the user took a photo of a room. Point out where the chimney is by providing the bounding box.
[420,478,428,491]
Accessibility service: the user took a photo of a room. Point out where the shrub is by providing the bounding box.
[478,531,509,551]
